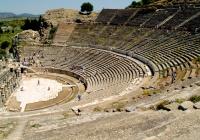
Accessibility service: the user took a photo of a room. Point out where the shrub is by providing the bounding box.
[142,0,152,5]
[21,16,48,31]
[127,1,142,8]
[190,95,200,103]
[1,41,10,49]
[143,89,160,96]
[127,0,152,8]
[175,98,185,104]
[48,27,57,40]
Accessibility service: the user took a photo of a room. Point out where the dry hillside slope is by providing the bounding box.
[43,8,98,26]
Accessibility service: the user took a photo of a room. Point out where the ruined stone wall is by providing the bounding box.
[43,8,98,27]
[0,67,21,107]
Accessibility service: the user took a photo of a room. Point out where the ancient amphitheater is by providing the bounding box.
[1,4,200,140]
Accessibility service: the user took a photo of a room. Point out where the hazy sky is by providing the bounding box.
[0,0,134,14]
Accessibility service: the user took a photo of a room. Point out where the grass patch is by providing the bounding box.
[143,89,160,96]
[175,98,185,104]
[0,19,24,53]
[190,95,200,103]
[0,29,22,53]
[0,19,25,27]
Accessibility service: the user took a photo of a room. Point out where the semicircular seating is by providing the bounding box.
[22,46,146,96]
[66,23,200,77]
[22,7,200,101]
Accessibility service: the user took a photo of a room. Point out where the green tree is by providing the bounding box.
[142,0,152,5]
[38,15,48,29]
[131,1,139,7]
[81,2,94,14]
[21,17,48,31]
[21,18,31,30]
[127,1,141,8]
[1,41,10,49]
[127,0,152,8]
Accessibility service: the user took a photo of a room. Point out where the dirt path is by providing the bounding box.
[5,119,28,140]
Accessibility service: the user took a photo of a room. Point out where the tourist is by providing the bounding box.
[48,86,50,91]
[37,79,40,86]
[171,71,176,84]
[77,108,81,116]
[20,87,24,91]
[77,94,81,101]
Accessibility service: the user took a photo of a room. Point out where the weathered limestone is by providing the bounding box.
[125,106,136,112]
[194,102,200,109]
[17,30,40,45]
[178,101,194,111]
[43,8,98,26]
[164,102,179,111]
[0,66,21,107]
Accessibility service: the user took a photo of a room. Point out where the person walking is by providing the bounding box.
[37,79,40,86]
[171,71,176,84]
[77,94,81,101]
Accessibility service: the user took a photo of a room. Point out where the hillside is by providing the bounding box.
[0,12,39,19]
[17,13,39,18]
[0,12,16,18]
[43,8,98,26]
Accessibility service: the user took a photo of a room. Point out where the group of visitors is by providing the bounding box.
[22,51,44,67]
[37,79,50,91]
[20,79,51,91]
